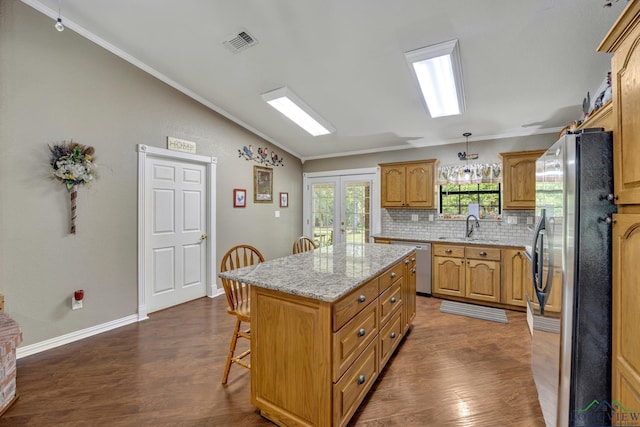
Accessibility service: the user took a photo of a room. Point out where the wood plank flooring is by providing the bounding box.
[0,296,545,426]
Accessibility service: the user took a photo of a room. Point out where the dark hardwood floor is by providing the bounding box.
[0,295,545,426]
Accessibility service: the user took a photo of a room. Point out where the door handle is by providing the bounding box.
[200,233,208,241]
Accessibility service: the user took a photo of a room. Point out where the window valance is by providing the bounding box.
[437,163,502,185]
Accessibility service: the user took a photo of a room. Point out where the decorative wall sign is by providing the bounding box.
[233,189,246,208]
[280,192,289,208]
[254,166,273,203]
[167,137,196,154]
[239,145,284,167]
[49,140,97,234]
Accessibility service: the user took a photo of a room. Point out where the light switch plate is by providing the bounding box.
[411,214,418,221]
[275,210,280,218]
[507,216,517,225]
[428,214,434,222]
[527,217,534,225]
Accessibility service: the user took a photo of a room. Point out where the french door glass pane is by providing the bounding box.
[311,183,334,247]
[344,181,370,244]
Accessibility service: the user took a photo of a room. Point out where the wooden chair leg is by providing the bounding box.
[222,318,242,385]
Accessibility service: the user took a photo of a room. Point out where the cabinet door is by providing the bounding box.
[403,254,416,331]
[501,150,545,210]
[405,162,434,208]
[611,23,640,205]
[612,214,640,416]
[503,248,527,307]
[380,165,405,207]
[465,259,501,303]
[432,256,465,297]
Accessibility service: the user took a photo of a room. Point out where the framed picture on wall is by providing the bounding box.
[233,189,246,208]
[280,192,289,208]
[254,166,273,203]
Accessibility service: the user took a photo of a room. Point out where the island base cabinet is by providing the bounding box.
[252,287,333,427]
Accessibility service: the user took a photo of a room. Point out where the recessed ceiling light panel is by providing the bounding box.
[405,39,466,118]
[261,87,335,136]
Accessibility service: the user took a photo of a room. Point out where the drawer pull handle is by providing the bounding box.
[358,374,366,385]
[390,332,397,339]
[479,251,487,256]
[358,328,366,337]
[445,249,452,253]
[391,297,397,303]
[390,272,397,279]
[358,295,366,303]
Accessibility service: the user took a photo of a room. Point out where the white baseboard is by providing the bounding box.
[16,314,139,359]
[16,292,227,359]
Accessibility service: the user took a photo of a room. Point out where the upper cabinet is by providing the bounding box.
[380,160,437,208]
[599,2,640,205]
[500,149,546,210]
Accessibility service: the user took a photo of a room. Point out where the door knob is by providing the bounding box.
[200,234,208,241]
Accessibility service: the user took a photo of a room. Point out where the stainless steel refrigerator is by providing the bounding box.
[528,129,616,427]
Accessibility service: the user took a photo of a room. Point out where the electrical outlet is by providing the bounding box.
[71,297,83,310]
[411,214,418,222]
[507,216,517,225]
[428,214,434,222]
[527,217,534,225]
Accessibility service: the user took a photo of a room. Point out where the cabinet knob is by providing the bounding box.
[391,272,397,279]
[405,260,409,265]
[598,216,616,225]
[411,257,416,262]
[358,374,366,385]
[445,249,452,253]
[412,268,416,273]
[479,251,487,256]
[358,328,366,337]
[358,295,366,303]
[390,332,397,339]
[391,297,397,303]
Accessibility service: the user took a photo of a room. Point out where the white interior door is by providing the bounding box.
[304,171,375,246]
[145,156,207,313]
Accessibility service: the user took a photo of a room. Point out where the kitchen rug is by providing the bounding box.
[440,300,508,324]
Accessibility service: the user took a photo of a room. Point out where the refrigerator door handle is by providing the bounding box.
[532,209,550,314]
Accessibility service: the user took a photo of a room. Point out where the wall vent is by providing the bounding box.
[223,29,259,53]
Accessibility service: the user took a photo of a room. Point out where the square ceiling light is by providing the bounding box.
[261,87,335,136]
[405,39,466,118]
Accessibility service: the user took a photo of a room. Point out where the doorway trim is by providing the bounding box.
[302,167,380,239]
[137,144,217,321]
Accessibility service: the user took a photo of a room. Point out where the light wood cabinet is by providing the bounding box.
[612,213,640,421]
[251,256,412,427]
[432,244,465,298]
[402,254,417,332]
[503,248,529,307]
[380,160,437,208]
[500,150,546,210]
[465,247,501,303]
[599,3,640,206]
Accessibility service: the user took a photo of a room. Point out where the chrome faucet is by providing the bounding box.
[466,214,480,238]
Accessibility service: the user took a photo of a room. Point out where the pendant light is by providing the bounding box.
[461,132,472,173]
[54,0,64,32]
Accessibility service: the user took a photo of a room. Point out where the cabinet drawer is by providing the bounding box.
[432,244,464,258]
[379,262,403,293]
[465,246,501,261]
[333,339,378,427]
[333,278,379,332]
[333,301,378,382]
[379,280,402,326]
[379,309,403,368]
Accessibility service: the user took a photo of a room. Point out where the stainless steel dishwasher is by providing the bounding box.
[391,241,432,296]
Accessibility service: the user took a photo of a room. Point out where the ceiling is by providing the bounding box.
[26,0,627,161]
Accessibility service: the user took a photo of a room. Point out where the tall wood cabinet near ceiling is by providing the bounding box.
[380,160,437,208]
[598,1,640,418]
[500,149,546,210]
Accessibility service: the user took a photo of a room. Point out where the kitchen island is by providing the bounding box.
[219,242,416,427]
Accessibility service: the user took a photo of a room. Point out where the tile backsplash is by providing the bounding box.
[381,208,535,245]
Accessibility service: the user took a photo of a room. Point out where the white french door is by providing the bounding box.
[303,169,378,247]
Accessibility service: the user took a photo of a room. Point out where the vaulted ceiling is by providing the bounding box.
[26,0,626,161]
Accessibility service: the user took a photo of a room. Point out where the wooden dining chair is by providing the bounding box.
[292,236,319,254]
[219,244,264,385]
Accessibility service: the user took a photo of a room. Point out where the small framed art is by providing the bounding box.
[254,166,273,203]
[233,189,246,208]
[280,192,289,208]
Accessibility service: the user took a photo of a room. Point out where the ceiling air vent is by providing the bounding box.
[223,29,259,54]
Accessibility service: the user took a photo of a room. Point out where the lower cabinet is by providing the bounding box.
[464,247,501,303]
[503,248,530,307]
[432,245,465,297]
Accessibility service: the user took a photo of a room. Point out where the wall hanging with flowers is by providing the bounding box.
[49,140,97,234]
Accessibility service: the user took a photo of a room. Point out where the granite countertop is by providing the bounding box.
[374,232,529,248]
[218,242,414,302]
